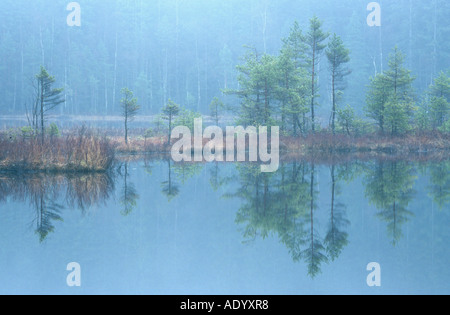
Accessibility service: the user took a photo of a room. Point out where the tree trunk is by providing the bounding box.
[311,41,316,134]
[125,113,128,144]
[40,79,45,145]
[168,115,172,146]
[332,69,336,135]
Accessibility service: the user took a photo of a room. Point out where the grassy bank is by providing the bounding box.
[112,131,450,155]
[281,132,450,155]
[0,129,115,173]
[1,128,448,173]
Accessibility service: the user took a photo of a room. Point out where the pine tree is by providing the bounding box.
[429,71,450,100]
[305,16,329,133]
[280,22,310,135]
[366,74,391,132]
[209,97,225,125]
[326,34,351,135]
[162,99,180,145]
[366,47,416,135]
[34,66,65,144]
[337,104,356,136]
[384,46,415,97]
[228,49,279,127]
[428,71,450,129]
[277,46,309,135]
[120,88,140,145]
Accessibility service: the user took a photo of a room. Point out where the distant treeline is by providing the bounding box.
[0,0,449,117]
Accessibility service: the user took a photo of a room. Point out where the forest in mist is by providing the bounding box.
[0,0,449,119]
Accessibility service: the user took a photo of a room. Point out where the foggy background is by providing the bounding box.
[0,0,448,119]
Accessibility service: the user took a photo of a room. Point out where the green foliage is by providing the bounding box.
[326,34,351,134]
[230,162,333,278]
[120,164,139,216]
[383,96,416,135]
[429,96,449,129]
[305,16,330,133]
[47,123,60,138]
[161,99,181,145]
[439,119,450,133]
[1,1,449,119]
[231,51,280,127]
[120,88,140,119]
[21,126,35,139]
[143,128,154,140]
[415,101,431,131]
[384,47,416,95]
[427,161,450,210]
[337,104,356,135]
[277,43,310,135]
[429,71,450,100]
[365,47,416,135]
[120,88,140,144]
[34,66,65,140]
[209,97,225,125]
[414,71,450,131]
[161,99,181,121]
[229,19,332,135]
[174,163,204,185]
[161,161,180,202]
[174,107,201,132]
[364,161,416,246]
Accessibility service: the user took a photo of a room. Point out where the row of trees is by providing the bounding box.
[366,49,450,135]
[27,55,449,145]
[226,17,342,135]
[26,16,448,141]
[2,0,449,117]
[228,18,449,136]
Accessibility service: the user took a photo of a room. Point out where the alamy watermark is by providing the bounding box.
[367,2,381,27]
[171,119,280,173]
[67,2,81,27]
[366,262,381,287]
[66,262,81,287]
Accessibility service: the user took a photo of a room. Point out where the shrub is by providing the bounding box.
[48,123,60,138]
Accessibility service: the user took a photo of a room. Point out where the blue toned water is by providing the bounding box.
[0,159,449,295]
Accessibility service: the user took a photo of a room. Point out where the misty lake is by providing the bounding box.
[0,158,449,295]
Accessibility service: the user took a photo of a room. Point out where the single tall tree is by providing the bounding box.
[326,34,351,135]
[281,21,310,135]
[384,46,415,97]
[305,16,329,133]
[162,99,180,145]
[277,46,309,135]
[34,66,64,143]
[120,88,140,144]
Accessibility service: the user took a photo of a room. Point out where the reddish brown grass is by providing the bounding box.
[0,128,115,173]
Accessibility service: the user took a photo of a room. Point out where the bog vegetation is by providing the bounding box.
[1,17,449,172]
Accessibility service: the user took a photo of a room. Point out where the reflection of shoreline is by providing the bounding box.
[0,159,448,277]
[228,160,449,278]
[113,132,450,158]
[0,172,117,242]
[0,172,116,210]
[115,152,450,167]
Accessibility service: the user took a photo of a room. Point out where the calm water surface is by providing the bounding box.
[0,159,449,294]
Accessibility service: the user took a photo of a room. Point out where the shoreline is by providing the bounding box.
[1,132,448,174]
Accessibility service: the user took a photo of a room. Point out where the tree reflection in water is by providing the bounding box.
[227,159,448,278]
[0,158,448,278]
[0,172,116,242]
